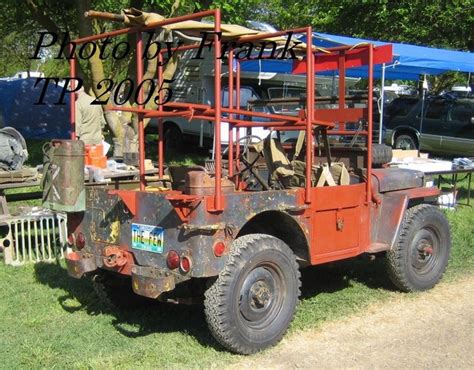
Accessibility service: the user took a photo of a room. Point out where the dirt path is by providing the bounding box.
[231,276,474,369]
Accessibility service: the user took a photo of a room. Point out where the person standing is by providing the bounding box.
[75,86,105,145]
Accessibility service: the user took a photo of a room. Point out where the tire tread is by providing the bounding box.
[386,204,450,292]
[204,234,301,354]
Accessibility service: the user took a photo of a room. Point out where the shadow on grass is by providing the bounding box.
[33,256,396,350]
[33,261,219,350]
[300,256,397,299]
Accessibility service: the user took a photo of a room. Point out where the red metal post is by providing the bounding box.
[228,50,234,178]
[158,53,164,178]
[213,9,223,211]
[136,31,145,191]
[366,44,374,204]
[235,60,241,186]
[69,44,76,140]
[305,27,314,204]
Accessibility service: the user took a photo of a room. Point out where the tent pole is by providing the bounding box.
[418,74,427,157]
[378,63,386,144]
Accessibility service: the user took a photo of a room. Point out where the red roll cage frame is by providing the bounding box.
[69,9,393,212]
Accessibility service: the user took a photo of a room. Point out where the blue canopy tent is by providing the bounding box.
[307,33,474,80]
[241,32,474,79]
[241,32,474,143]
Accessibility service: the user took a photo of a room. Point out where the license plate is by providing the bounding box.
[131,223,164,254]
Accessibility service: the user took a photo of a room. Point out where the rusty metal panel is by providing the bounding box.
[369,192,408,252]
[65,250,98,278]
[312,183,366,211]
[372,168,424,193]
[72,186,308,280]
[309,183,369,264]
[131,265,176,298]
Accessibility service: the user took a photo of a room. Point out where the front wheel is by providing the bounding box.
[386,204,451,292]
[204,234,301,354]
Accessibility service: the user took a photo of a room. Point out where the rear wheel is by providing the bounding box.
[394,133,418,150]
[386,204,451,292]
[204,234,300,354]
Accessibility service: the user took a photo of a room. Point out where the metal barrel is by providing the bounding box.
[42,140,85,212]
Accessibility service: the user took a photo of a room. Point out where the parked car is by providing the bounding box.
[384,95,474,156]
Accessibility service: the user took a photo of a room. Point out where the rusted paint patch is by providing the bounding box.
[131,265,176,299]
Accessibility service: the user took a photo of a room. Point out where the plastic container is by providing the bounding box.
[85,143,107,169]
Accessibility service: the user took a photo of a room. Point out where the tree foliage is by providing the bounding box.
[0,0,471,142]
[245,0,473,91]
[247,0,473,51]
[1,0,471,77]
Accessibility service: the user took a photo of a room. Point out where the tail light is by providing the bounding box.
[166,250,180,270]
[213,241,226,257]
[76,232,86,249]
[180,255,191,273]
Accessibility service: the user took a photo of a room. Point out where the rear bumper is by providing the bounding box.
[65,251,97,278]
[65,250,176,299]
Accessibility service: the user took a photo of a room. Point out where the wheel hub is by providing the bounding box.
[250,281,271,308]
[418,239,433,257]
[411,229,440,275]
[239,265,283,327]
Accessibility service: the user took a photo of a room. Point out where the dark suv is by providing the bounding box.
[384,95,474,156]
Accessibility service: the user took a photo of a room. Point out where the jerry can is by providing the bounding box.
[42,140,85,212]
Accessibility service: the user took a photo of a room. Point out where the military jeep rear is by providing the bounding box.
[61,9,450,355]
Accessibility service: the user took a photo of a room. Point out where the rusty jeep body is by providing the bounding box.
[63,9,451,355]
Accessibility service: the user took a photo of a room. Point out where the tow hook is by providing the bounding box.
[103,246,128,268]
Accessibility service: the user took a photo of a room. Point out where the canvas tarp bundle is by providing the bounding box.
[0,127,28,171]
[119,8,312,51]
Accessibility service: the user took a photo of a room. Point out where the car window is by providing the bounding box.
[222,86,270,121]
[222,87,258,108]
[267,87,305,114]
[385,98,418,117]
[424,99,449,120]
[448,101,473,123]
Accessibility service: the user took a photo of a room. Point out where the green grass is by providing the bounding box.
[0,209,471,368]
[0,145,472,367]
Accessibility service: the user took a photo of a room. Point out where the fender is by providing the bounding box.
[368,186,439,254]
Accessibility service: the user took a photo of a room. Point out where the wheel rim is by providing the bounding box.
[410,227,441,275]
[396,137,414,150]
[238,262,285,330]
